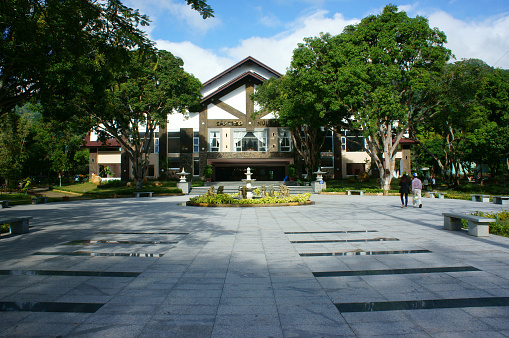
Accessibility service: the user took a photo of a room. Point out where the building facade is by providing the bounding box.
[86,56,410,181]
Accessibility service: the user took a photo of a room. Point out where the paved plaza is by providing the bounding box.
[1,193,509,337]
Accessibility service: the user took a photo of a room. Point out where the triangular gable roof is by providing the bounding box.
[202,56,282,87]
[201,71,266,104]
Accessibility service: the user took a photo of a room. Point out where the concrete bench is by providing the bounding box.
[428,191,446,199]
[1,200,9,208]
[134,192,153,198]
[492,196,509,205]
[471,194,490,203]
[443,212,495,237]
[0,216,33,234]
[31,196,47,204]
[347,190,365,196]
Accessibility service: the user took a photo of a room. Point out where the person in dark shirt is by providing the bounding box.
[399,174,410,208]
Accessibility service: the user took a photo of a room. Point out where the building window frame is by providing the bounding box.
[209,130,221,152]
[233,129,267,152]
[279,128,292,152]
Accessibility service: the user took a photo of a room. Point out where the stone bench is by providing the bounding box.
[31,196,47,204]
[443,212,495,237]
[471,194,490,203]
[428,191,446,199]
[1,200,9,208]
[134,192,153,198]
[492,196,509,205]
[0,216,33,234]
[347,190,365,196]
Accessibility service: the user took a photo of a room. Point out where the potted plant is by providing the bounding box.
[204,165,213,182]
[288,164,296,181]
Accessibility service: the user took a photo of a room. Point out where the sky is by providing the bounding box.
[123,0,509,83]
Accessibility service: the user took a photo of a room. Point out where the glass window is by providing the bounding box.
[321,130,333,152]
[345,131,364,152]
[167,158,180,170]
[147,165,155,177]
[193,132,199,153]
[341,137,347,151]
[279,129,292,152]
[193,158,200,176]
[209,131,220,152]
[321,155,333,168]
[167,131,180,153]
[138,132,158,154]
[233,130,267,152]
[154,135,159,154]
[347,163,365,175]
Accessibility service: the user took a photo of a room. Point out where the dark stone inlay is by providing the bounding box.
[96,232,188,235]
[285,230,378,234]
[33,251,164,257]
[63,240,178,245]
[291,237,399,244]
[300,249,431,257]
[335,297,509,313]
[313,266,480,277]
[0,270,140,277]
[0,301,104,313]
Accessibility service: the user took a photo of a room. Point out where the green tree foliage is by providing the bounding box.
[254,5,451,190]
[84,50,202,189]
[251,76,327,177]
[0,104,90,187]
[413,59,509,185]
[0,0,212,118]
[0,112,32,187]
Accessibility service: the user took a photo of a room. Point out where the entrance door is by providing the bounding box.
[215,166,285,181]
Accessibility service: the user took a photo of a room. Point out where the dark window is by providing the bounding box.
[167,158,180,170]
[347,163,365,175]
[167,132,180,153]
[321,130,333,152]
[345,131,364,152]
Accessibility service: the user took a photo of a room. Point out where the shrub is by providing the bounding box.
[357,172,369,182]
[189,193,312,205]
[469,210,509,237]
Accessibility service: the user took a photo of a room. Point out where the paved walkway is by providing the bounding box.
[1,194,509,337]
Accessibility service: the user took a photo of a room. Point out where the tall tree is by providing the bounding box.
[254,5,451,190]
[413,60,509,185]
[0,0,213,117]
[82,49,202,189]
[251,76,327,177]
[0,111,32,187]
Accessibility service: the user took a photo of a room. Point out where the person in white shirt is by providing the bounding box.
[411,173,422,208]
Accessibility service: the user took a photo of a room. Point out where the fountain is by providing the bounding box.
[241,167,257,199]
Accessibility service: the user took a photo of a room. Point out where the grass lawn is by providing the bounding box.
[55,181,189,197]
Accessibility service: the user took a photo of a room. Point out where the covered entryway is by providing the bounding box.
[208,158,293,182]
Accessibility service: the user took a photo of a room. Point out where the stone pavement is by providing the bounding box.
[1,193,509,337]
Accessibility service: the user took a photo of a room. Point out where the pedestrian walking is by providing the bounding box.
[399,174,410,208]
[412,173,422,208]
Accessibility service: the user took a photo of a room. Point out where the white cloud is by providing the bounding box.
[153,6,509,84]
[224,10,360,74]
[154,40,234,82]
[428,11,509,68]
[124,0,220,35]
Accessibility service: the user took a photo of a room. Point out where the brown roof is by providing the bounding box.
[395,137,416,145]
[83,133,121,148]
[202,56,282,87]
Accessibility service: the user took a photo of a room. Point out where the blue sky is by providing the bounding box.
[124,0,509,82]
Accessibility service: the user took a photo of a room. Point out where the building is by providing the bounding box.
[85,56,410,181]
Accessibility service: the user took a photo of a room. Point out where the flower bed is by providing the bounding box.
[187,193,313,207]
